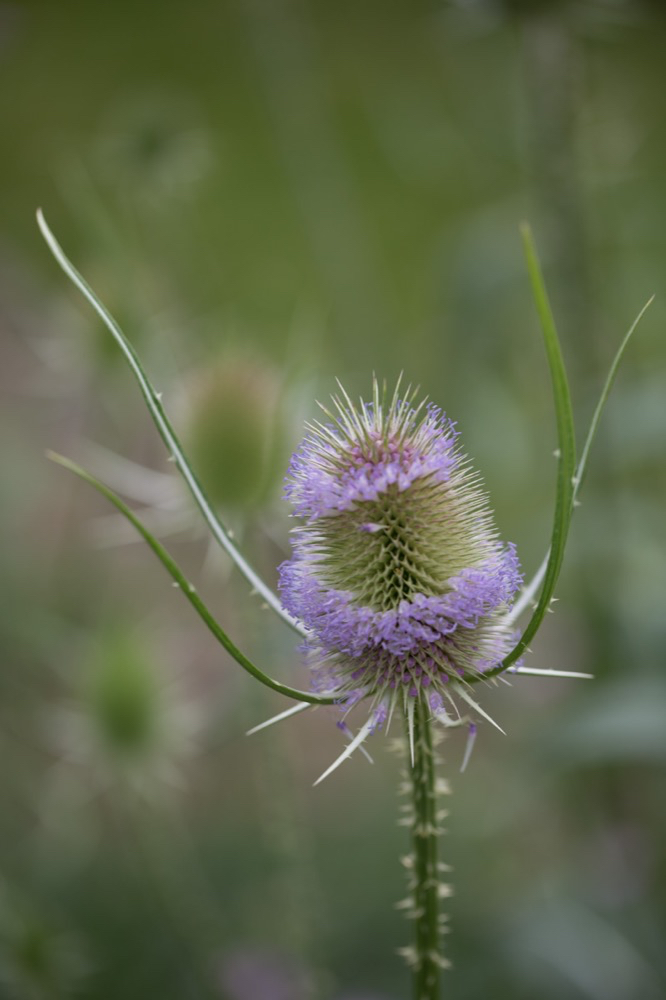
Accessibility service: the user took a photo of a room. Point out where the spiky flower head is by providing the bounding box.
[279,380,522,732]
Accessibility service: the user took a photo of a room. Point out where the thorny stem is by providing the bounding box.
[402,698,449,1000]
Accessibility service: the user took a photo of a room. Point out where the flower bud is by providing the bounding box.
[182,353,284,513]
[89,634,158,754]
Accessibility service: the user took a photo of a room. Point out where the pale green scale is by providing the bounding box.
[310,474,492,611]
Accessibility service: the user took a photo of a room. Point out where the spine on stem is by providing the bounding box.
[398,697,451,999]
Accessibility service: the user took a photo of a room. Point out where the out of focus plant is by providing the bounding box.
[0,887,89,1000]
[49,629,201,801]
[93,92,213,209]
[181,351,286,514]
[38,210,650,999]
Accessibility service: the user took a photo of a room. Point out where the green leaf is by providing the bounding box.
[482,224,577,680]
[48,451,334,706]
[37,209,305,638]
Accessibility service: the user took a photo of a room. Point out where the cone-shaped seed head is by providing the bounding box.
[279,381,522,720]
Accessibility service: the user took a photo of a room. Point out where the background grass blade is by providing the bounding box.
[47,451,334,706]
[482,224,576,680]
[37,209,306,638]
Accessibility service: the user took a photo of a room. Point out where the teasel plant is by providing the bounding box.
[37,208,651,1000]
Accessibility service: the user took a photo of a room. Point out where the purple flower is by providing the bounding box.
[279,382,522,728]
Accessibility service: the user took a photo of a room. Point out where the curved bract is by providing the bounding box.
[47,452,335,707]
[485,223,577,679]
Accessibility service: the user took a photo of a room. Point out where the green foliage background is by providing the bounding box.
[1,1,665,997]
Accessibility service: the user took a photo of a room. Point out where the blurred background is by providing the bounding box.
[1,1,665,997]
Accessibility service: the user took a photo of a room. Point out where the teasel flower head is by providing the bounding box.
[279,380,522,738]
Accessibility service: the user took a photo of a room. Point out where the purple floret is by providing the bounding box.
[286,404,459,520]
[279,542,521,660]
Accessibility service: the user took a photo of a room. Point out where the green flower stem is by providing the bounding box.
[407,698,446,1000]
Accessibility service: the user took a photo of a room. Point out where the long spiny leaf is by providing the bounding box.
[48,452,334,705]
